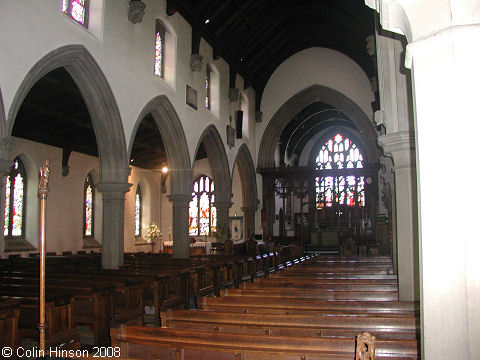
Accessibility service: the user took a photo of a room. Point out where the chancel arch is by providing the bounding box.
[192,125,231,241]
[6,45,129,268]
[258,85,379,169]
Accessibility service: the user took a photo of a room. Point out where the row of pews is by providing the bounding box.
[0,250,283,351]
[112,255,420,359]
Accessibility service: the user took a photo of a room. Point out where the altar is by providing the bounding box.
[162,240,213,255]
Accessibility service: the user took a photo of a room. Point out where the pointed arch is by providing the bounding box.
[0,88,6,137]
[232,144,257,208]
[258,85,379,169]
[131,95,192,196]
[7,45,129,183]
[193,125,230,203]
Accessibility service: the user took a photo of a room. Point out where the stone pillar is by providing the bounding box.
[213,201,232,242]
[168,194,191,259]
[241,205,257,240]
[407,21,480,359]
[96,182,132,269]
[368,2,480,358]
[379,132,418,301]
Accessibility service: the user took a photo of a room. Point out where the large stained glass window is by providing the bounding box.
[63,0,88,26]
[135,186,142,237]
[315,133,365,209]
[4,158,26,238]
[83,174,95,237]
[154,21,165,77]
[189,176,216,236]
[205,67,211,110]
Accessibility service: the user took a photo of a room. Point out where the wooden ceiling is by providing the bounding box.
[169,0,376,108]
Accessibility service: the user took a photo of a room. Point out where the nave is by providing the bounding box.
[1,251,419,359]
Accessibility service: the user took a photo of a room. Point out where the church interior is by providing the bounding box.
[0,1,479,359]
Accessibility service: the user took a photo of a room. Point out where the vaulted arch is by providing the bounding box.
[132,95,192,196]
[258,85,379,169]
[233,143,258,237]
[193,125,231,240]
[193,125,230,204]
[233,144,257,208]
[7,45,129,184]
[6,45,129,268]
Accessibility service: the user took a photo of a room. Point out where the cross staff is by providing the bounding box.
[38,160,50,351]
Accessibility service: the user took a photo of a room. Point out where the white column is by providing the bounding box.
[408,24,480,360]
[367,1,480,358]
[379,132,418,301]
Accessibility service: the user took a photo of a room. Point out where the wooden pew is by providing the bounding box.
[0,299,20,351]
[0,291,80,350]
[0,277,114,346]
[161,309,419,340]
[200,296,418,317]
[111,325,419,359]
[223,288,399,301]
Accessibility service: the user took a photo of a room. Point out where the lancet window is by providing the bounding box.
[83,174,95,237]
[63,0,88,26]
[4,158,26,238]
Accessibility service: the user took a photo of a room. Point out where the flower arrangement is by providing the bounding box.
[212,223,226,239]
[146,221,162,244]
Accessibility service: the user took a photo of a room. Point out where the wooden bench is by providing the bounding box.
[223,288,399,301]
[0,299,20,350]
[0,290,80,350]
[161,309,419,340]
[111,325,419,359]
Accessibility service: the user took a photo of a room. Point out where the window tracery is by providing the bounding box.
[315,133,365,209]
[4,158,26,238]
[189,175,216,236]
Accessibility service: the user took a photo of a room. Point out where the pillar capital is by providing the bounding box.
[168,194,191,205]
[96,182,132,199]
[378,131,415,170]
[213,201,233,209]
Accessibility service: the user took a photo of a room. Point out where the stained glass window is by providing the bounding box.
[154,21,165,77]
[83,174,95,238]
[4,158,26,238]
[135,186,142,237]
[189,175,216,236]
[315,133,365,209]
[63,0,88,26]
[205,67,211,110]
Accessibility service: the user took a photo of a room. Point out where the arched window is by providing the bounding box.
[4,158,26,238]
[83,174,95,237]
[135,185,142,237]
[189,176,217,236]
[315,133,365,209]
[63,0,89,26]
[154,20,165,78]
[205,66,211,110]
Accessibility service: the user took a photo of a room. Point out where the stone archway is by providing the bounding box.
[233,144,258,238]
[132,95,192,258]
[7,45,129,268]
[257,84,379,240]
[258,84,379,169]
[0,88,10,174]
[193,125,231,241]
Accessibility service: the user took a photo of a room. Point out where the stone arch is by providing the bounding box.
[0,89,9,173]
[193,125,230,203]
[232,144,258,237]
[6,45,129,268]
[131,95,192,196]
[233,144,257,208]
[7,44,129,183]
[258,85,379,169]
[193,125,231,240]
